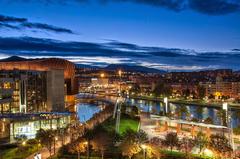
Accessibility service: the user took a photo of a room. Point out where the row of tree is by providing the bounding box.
[129,82,207,99]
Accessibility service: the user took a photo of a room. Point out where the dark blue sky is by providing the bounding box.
[0,0,240,71]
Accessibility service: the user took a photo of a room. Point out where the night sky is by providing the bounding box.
[0,0,240,71]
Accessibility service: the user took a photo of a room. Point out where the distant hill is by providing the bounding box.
[104,64,166,74]
[75,64,100,69]
[0,56,28,62]
[234,70,240,73]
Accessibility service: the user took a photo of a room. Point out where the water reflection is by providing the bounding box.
[77,103,100,122]
[126,98,240,128]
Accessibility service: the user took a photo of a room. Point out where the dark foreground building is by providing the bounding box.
[0,56,77,113]
[0,56,76,143]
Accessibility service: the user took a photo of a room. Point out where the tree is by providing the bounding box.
[84,129,94,159]
[120,129,148,158]
[204,117,213,124]
[68,137,87,159]
[182,88,191,98]
[233,126,240,135]
[194,131,208,155]
[92,132,112,159]
[153,82,172,97]
[197,85,206,99]
[178,105,189,120]
[129,84,141,95]
[36,129,55,156]
[217,110,227,126]
[148,138,162,159]
[209,94,214,99]
[121,141,141,159]
[179,137,195,155]
[162,132,179,152]
[136,130,148,144]
[209,134,232,158]
[195,107,203,120]
[14,134,27,143]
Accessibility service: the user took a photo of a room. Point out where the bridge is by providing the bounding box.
[76,93,116,105]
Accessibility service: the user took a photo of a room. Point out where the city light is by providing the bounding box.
[141,144,147,149]
[22,141,26,146]
[164,97,168,113]
[118,70,122,77]
[100,73,105,78]
[223,102,228,111]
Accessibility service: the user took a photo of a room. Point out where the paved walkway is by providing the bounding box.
[26,137,70,159]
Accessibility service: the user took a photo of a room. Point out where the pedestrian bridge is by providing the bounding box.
[150,114,228,129]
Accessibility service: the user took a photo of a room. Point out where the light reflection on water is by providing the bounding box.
[125,98,240,128]
[77,103,100,122]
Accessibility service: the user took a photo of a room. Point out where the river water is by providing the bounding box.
[125,98,240,128]
[76,93,240,128]
[76,103,101,122]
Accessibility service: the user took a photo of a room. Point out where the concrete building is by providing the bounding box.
[0,69,65,113]
[0,56,77,95]
[200,76,240,99]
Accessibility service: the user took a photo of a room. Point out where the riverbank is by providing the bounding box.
[129,95,240,110]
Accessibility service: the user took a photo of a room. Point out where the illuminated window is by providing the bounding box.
[3,82,11,89]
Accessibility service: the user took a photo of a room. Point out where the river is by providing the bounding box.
[125,98,240,128]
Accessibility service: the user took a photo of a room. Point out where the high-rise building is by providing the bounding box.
[0,56,78,113]
[0,69,65,113]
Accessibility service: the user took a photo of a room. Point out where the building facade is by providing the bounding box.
[0,69,65,113]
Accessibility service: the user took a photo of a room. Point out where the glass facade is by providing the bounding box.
[9,116,70,142]
[0,70,48,114]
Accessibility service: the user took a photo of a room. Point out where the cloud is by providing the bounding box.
[232,48,240,51]
[0,15,27,23]
[0,23,20,30]
[103,0,240,15]
[0,36,240,71]
[0,14,75,34]
[21,22,74,34]
[189,0,240,15]
[3,0,240,15]
[101,0,187,11]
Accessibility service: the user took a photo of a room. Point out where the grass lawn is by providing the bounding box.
[102,114,140,135]
[2,142,41,159]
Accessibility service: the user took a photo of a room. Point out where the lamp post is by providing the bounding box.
[22,141,26,146]
[84,141,89,159]
[118,70,122,96]
[100,73,105,78]
[222,103,235,154]
[115,70,122,133]
[141,144,147,159]
[54,137,58,155]
[164,97,168,115]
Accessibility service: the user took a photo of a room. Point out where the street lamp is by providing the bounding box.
[54,137,58,155]
[141,144,147,159]
[222,103,235,152]
[222,102,228,111]
[100,73,105,78]
[118,70,122,77]
[22,141,26,146]
[84,141,89,159]
[164,97,168,115]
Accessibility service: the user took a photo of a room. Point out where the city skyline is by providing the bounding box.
[0,0,240,71]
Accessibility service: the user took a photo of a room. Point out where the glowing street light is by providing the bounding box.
[164,97,168,114]
[222,102,235,151]
[118,70,122,77]
[54,137,58,154]
[141,144,147,159]
[222,102,228,111]
[100,73,105,78]
[22,141,26,146]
